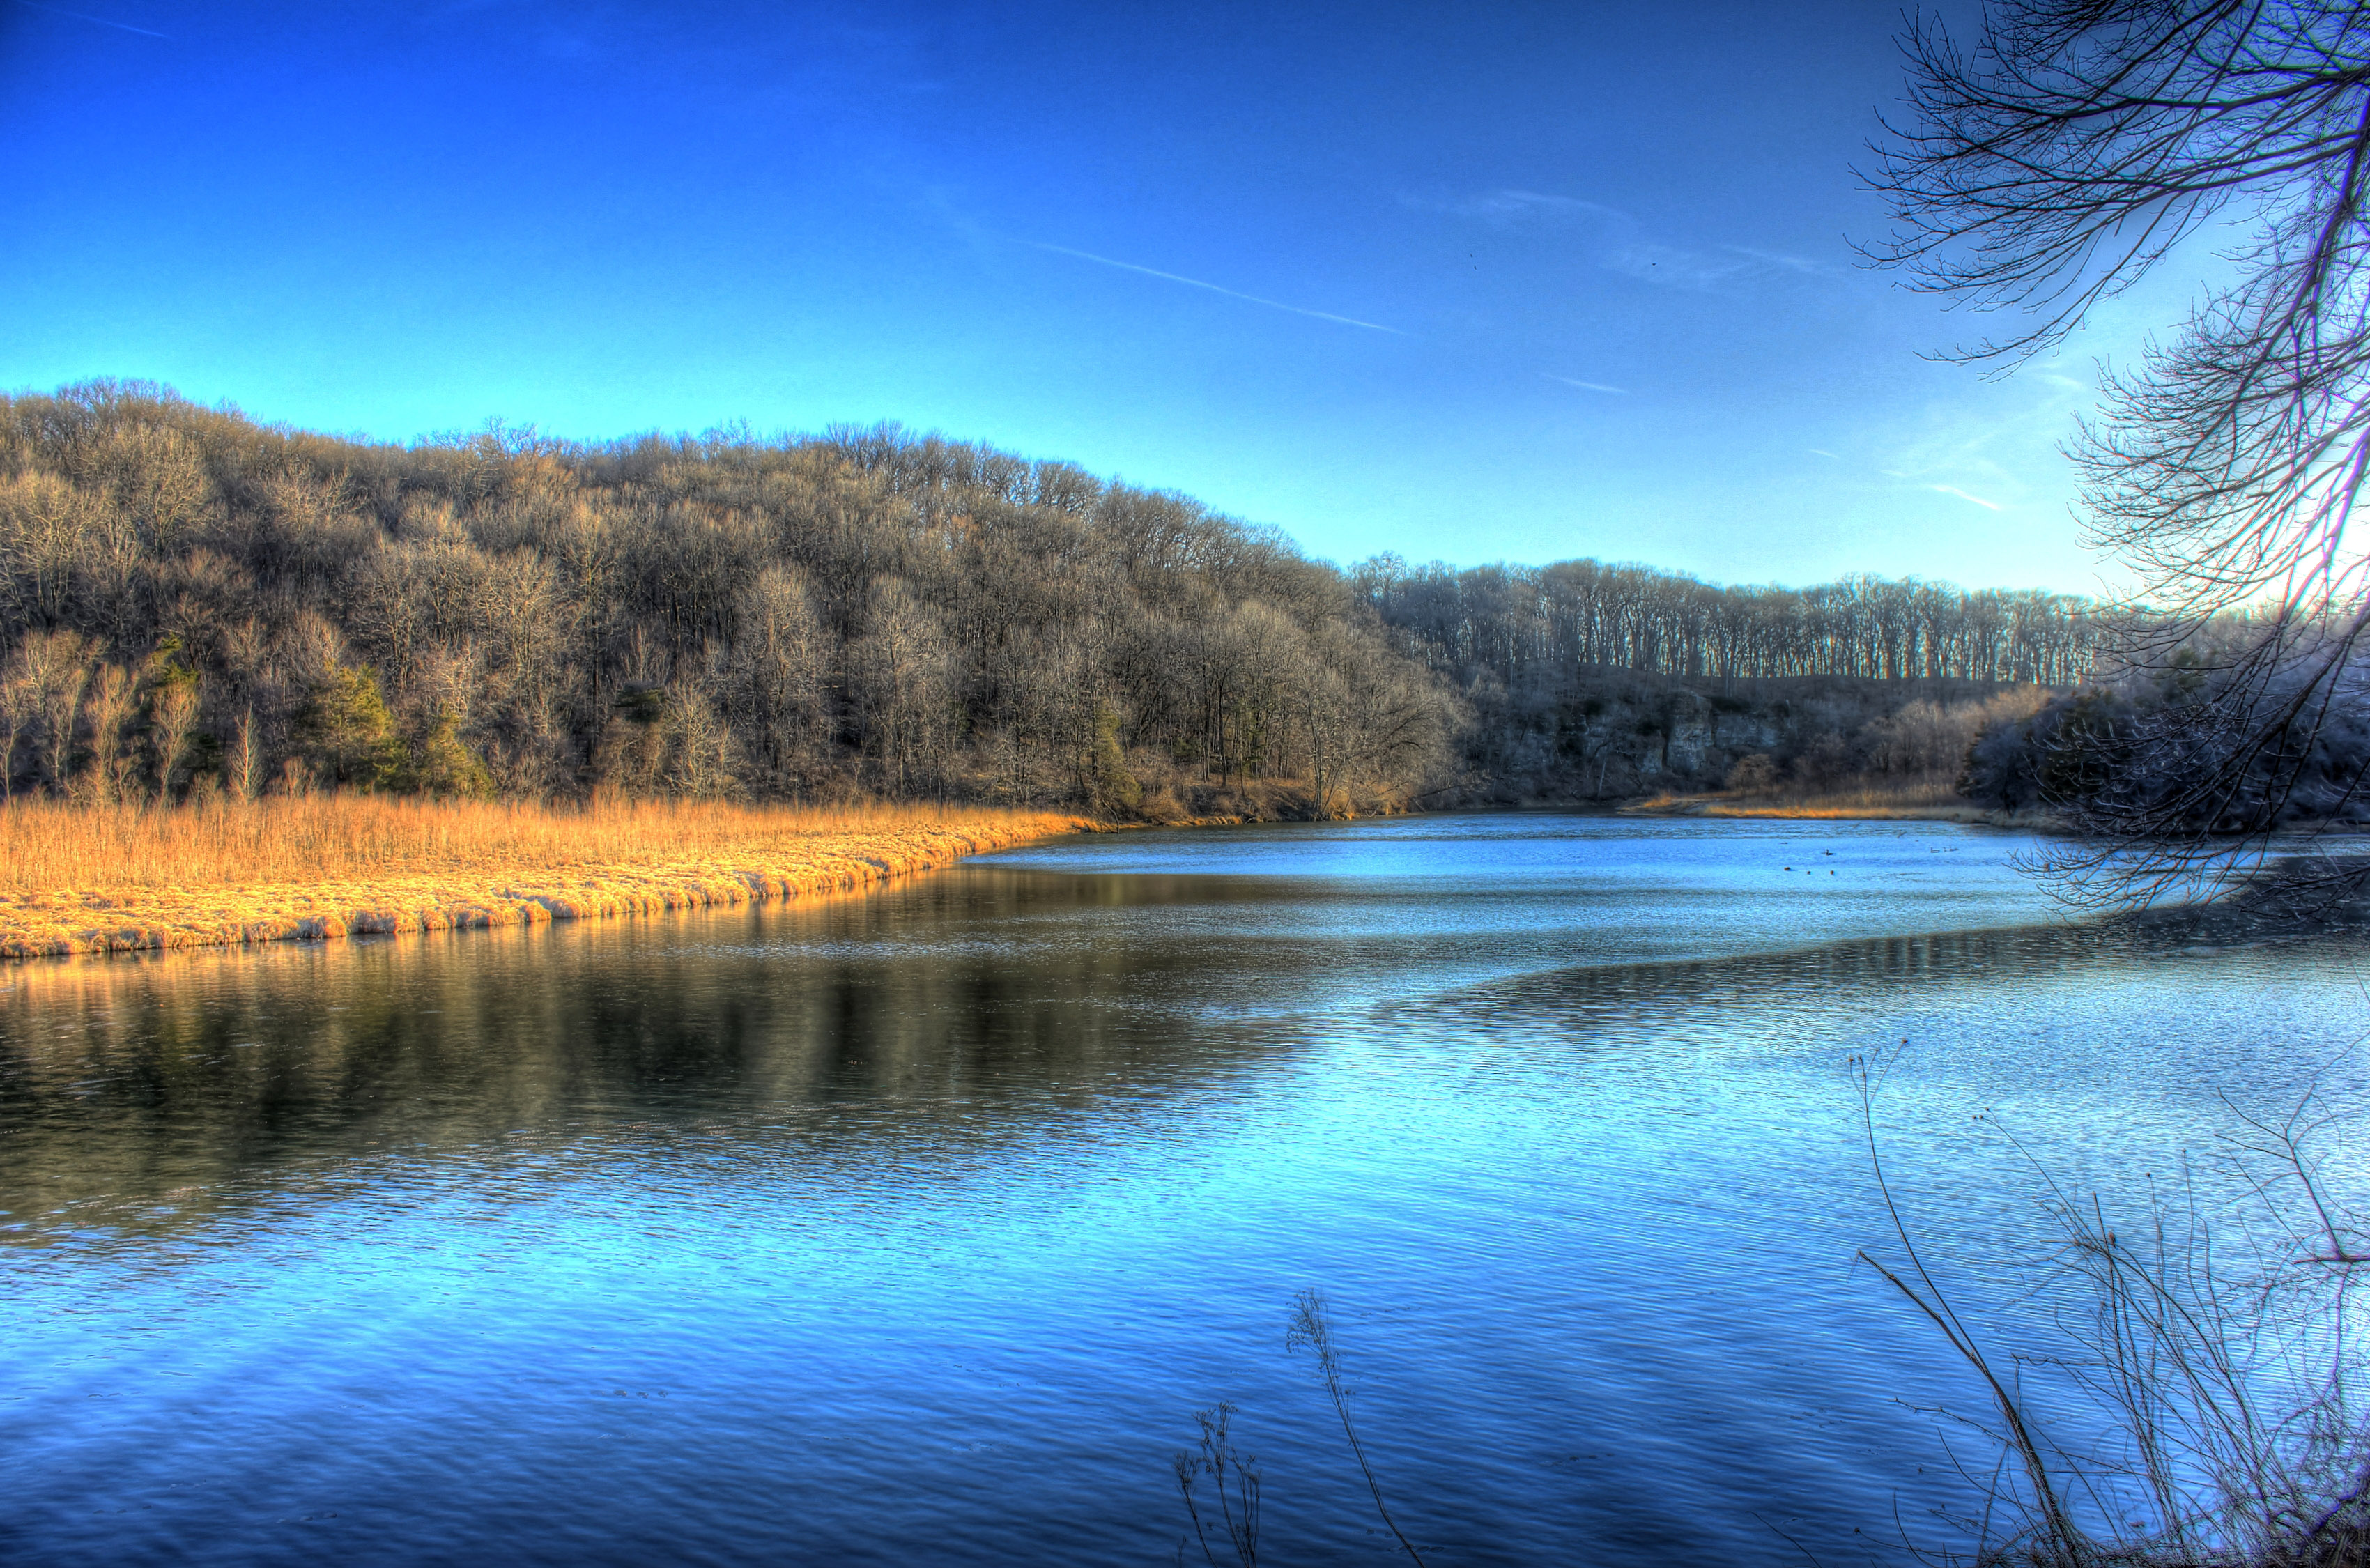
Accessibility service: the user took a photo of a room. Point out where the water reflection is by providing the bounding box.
[0,816,2363,1567]
[0,877,1313,1242]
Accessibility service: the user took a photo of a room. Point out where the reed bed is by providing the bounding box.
[1856,1054,2370,1568]
[1630,775,2014,822]
[0,795,1084,960]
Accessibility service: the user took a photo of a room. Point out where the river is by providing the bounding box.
[1,814,2364,1565]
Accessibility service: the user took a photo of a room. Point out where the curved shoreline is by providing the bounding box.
[1620,789,2033,825]
[0,810,1087,962]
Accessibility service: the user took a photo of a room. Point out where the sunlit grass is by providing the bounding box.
[1630,774,2015,822]
[0,795,1082,959]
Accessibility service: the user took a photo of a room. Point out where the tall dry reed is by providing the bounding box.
[1857,1048,2370,1567]
[0,794,1028,897]
[1631,773,2008,821]
[0,795,1082,958]
[1176,1294,1432,1568]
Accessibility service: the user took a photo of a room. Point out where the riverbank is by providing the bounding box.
[0,797,1086,960]
[1623,779,2038,824]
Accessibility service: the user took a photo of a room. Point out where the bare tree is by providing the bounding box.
[848,577,953,799]
[0,650,35,799]
[1865,0,2370,902]
[0,383,1469,816]
[148,675,199,806]
[23,631,95,794]
[725,564,832,790]
[229,707,262,802]
[80,663,134,804]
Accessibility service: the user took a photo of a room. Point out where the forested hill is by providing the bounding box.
[1358,556,2095,686]
[0,381,2099,813]
[1356,555,2102,799]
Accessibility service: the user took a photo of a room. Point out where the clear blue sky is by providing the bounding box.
[0,0,2208,594]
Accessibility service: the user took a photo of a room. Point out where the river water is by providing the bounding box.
[1,815,2364,1565]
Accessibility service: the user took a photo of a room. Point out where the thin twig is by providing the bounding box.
[1288,1290,1429,1568]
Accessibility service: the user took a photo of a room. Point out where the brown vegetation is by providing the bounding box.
[1621,689,2057,819]
[1357,555,2096,801]
[1,380,2120,820]
[0,382,1457,820]
[1360,557,2098,686]
[0,794,1079,960]
[1628,776,2005,822]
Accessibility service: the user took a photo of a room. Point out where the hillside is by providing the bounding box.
[0,381,2097,816]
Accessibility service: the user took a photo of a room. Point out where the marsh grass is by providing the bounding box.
[1176,1295,1429,1567]
[1176,1403,1262,1567]
[1287,1290,1429,1567]
[1176,1053,2365,1568]
[1633,774,2013,822]
[1856,1048,2370,1567]
[0,794,1081,958]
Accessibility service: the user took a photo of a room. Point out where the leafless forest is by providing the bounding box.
[0,380,2107,815]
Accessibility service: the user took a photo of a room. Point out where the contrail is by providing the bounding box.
[1930,484,2003,512]
[13,0,169,37]
[1018,239,1408,335]
[1544,374,1627,394]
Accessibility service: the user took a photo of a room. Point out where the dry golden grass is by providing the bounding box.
[0,795,1086,960]
[1626,775,2025,822]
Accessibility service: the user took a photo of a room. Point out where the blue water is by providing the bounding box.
[1,815,2363,1565]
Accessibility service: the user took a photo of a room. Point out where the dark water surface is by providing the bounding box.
[3,815,2364,1565]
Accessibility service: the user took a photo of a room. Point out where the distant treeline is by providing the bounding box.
[0,381,2093,814]
[1357,556,2098,686]
[1351,555,2098,799]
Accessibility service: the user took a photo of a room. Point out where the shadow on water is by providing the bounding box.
[0,872,1378,1243]
[1445,905,2340,1029]
[6,854,2355,1246]
[1,817,2366,1567]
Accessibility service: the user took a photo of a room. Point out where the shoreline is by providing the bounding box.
[1617,789,2041,825]
[0,791,2162,967]
[0,805,1088,962]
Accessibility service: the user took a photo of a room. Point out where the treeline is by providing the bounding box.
[1353,556,2097,799]
[1960,633,2370,832]
[0,382,1454,816]
[0,380,2098,816]
[1355,556,2098,686]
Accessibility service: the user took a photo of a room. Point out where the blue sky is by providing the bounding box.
[0,0,2214,593]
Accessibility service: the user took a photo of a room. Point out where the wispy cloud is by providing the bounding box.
[13,0,167,36]
[1449,190,1624,226]
[1807,448,1838,459]
[1879,367,2098,514]
[1928,484,2003,512]
[1723,245,1830,277]
[1544,374,1627,394]
[1017,239,1408,335]
[1453,190,1743,290]
[1419,189,1824,293]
